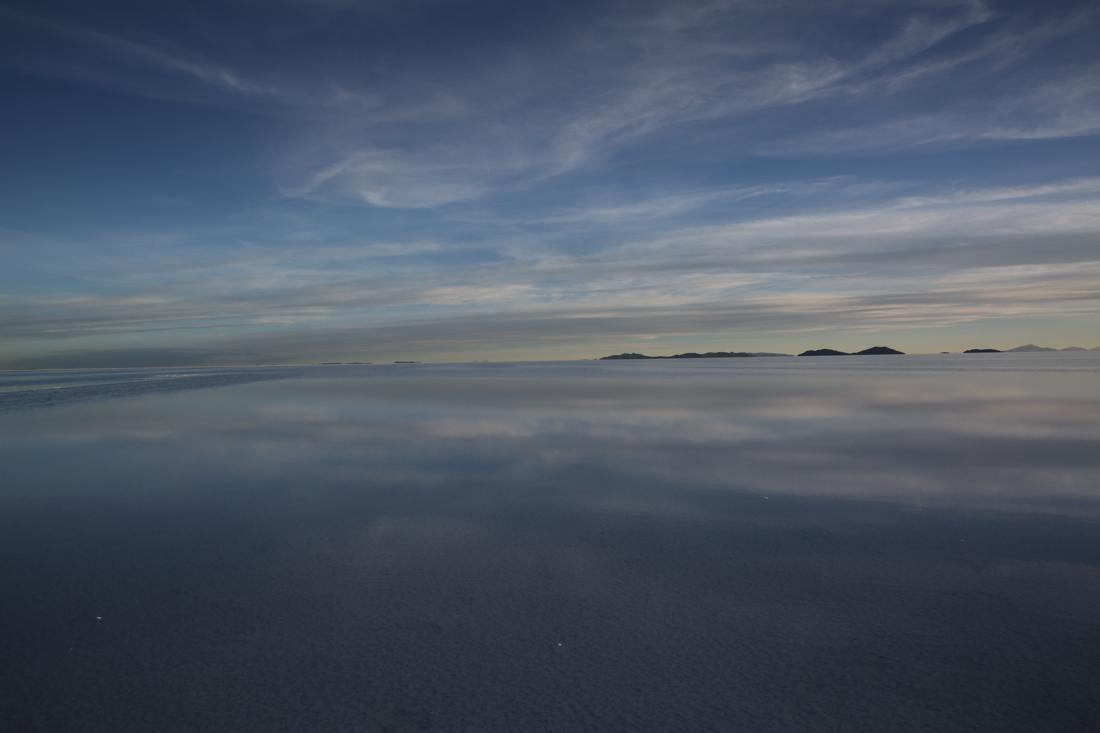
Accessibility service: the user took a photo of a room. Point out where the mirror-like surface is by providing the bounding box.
[3,355,1099,732]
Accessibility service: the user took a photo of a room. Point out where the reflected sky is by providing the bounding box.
[2,355,1100,731]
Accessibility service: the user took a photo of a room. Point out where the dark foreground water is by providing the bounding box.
[2,355,1099,732]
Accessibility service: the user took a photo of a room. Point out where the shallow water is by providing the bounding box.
[2,354,1099,731]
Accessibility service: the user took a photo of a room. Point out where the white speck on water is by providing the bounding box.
[95,616,102,620]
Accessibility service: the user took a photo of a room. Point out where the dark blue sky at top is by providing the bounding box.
[2,0,1099,366]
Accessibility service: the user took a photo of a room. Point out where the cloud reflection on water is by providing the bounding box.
[6,356,1099,516]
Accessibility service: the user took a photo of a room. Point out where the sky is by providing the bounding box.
[1,0,1099,367]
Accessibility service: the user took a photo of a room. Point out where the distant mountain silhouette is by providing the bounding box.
[600,343,1086,361]
[964,345,1095,353]
[600,351,790,360]
[796,346,904,356]
[1007,344,1058,352]
[855,346,904,355]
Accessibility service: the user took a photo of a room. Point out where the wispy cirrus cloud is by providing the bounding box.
[759,67,1100,155]
[5,0,1033,208]
[277,1,1002,207]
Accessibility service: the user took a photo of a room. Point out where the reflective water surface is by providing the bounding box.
[3,355,1099,731]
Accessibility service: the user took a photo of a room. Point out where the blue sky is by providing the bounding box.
[2,0,1099,367]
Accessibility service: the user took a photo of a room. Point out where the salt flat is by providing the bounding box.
[2,354,1099,731]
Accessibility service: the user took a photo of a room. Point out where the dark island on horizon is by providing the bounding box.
[963,344,1091,354]
[599,343,1098,361]
[600,346,906,360]
[798,346,905,356]
[601,351,792,360]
